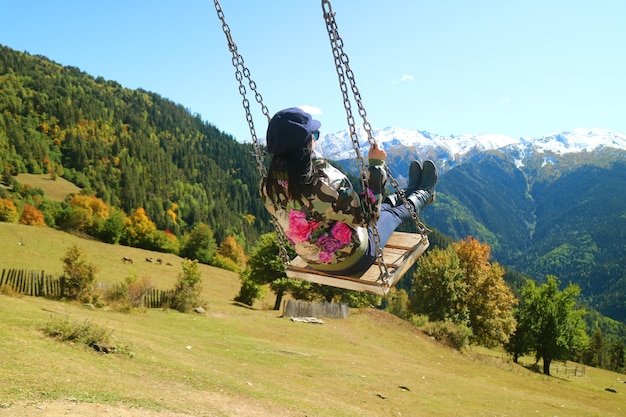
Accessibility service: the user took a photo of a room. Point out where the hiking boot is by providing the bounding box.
[383,160,422,206]
[406,160,422,194]
[407,159,438,213]
[417,159,438,194]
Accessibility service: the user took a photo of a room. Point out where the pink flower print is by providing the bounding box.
[287,209,318,243]
[317,234,344,263]
[331,222,352,245]
[319,250,334,263]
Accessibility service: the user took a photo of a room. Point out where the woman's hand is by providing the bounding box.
[368,143,387,161]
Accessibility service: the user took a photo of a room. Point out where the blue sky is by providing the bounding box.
[1,0,625,142]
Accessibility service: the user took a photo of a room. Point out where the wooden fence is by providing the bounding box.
[554,363,586,377]
[1,268,172,308]
[282,299,349,319]
[0,268,61,297]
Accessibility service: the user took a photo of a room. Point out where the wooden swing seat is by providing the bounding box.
[286,232,429,295]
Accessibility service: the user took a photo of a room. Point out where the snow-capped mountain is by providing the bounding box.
[315,127,626,169]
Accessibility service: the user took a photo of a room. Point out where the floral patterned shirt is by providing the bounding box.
[260,157,386,272]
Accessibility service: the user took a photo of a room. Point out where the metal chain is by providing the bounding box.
[321,0,389,282]
[321,1,427,238]
[214,0,424,280]
[213,0,291,264]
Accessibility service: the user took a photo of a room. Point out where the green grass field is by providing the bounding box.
[14,173,81,202]
[1,222,625,416]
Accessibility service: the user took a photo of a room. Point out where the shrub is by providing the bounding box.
[421,320,473,350]
[127,275,153,308]
[406,313,429,328]
[171,259,204,313]
[41,316,133,357]
[105,274,153,311]
[234,275,263,306]
[0,284,20,297]
[212,253,240,273]
[42,317,110,346]
[61,244,98,302]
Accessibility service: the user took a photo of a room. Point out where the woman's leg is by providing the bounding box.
[374,203,412,248]
[336,203,411,275]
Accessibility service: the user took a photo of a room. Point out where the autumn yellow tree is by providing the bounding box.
[410,236,517,347]
[123,207,157,248]
[455,237,518,346]
[217,236,247,271]
[61,195,111,234]
[0,198,19,223]
[70,194,110,219]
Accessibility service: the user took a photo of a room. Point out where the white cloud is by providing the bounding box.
[299,105,323,115]
[392,74,414,85]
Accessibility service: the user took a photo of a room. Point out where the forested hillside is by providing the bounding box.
[0,44,269,248]
[424,149,626,323]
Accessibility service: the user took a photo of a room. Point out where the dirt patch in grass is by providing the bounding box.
[1,392,290,417]
[0,400,193,417]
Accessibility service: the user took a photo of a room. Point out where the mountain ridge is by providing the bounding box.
[314,126,626,170]
[307,123,626,324]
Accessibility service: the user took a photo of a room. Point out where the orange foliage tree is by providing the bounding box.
[19,204,46,226]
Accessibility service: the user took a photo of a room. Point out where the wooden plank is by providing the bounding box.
[286,232,429,295]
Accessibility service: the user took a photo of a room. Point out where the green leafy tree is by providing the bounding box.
[96,207,127,244]
[608,340,625,372]
[234,268,265,306]
[386,288,410,319]
[61,244,98,301]
[147,229,179,254]
[180,222,217,264]
[244,233,290,310]
[512,276,588,375]
[583,328,605,368]
[239,233,354,309]
[505,307,534,363]
[171,259,204,313]
[410,245,469,323]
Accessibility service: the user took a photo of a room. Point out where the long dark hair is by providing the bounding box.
[265,137,316,201]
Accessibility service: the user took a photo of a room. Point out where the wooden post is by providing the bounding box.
[18,269,24,294]
[59,276,65,299]
[38,270,44,297]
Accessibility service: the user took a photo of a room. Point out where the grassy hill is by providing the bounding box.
[1,223,625,417]
[14,173,81,202]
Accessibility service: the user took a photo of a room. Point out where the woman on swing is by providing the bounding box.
[261,107,438,276]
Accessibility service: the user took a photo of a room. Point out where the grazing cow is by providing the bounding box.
[166,262,173,266]
[122,256,133,264]
[156,258,163,265]
[145,257,153,263]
